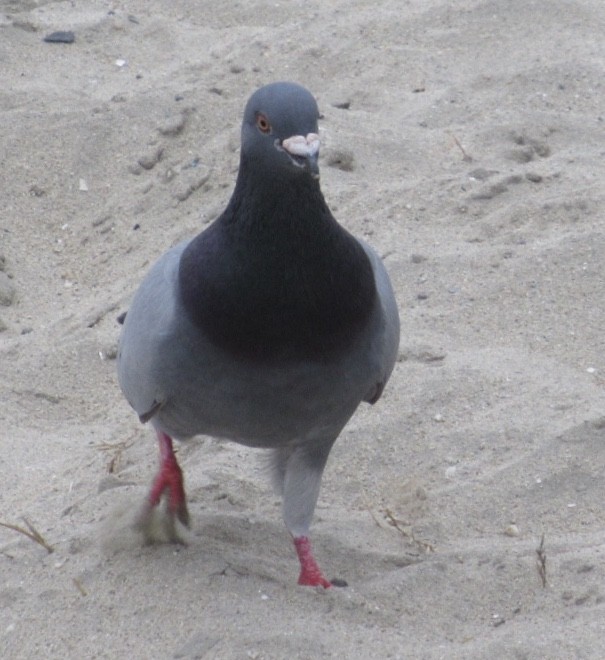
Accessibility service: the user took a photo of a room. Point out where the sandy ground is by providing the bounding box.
[2,0,605,657]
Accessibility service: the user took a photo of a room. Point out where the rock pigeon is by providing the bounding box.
[117,82,400,588]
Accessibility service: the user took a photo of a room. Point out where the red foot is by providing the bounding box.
[147,431,189,527]
[293,536,331,588]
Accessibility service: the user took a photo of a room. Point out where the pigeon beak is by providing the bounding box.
[280,133,321,180]
[305,150,320,179]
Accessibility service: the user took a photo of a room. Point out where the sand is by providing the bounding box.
[1,0,605,658]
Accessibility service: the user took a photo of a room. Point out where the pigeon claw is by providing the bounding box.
[293,535,332,589]
[135,431,190,543]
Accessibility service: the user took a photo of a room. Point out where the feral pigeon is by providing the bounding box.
[117,82,400,587]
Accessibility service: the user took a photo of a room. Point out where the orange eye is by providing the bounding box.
[256,113,271,134]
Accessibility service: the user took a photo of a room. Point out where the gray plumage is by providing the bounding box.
[117,82,399,586]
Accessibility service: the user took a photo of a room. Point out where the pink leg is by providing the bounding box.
[136,430,189,541]
[293,536,331,588]
[147,431,189,526]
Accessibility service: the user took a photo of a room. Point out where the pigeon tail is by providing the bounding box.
[293,536,331,588]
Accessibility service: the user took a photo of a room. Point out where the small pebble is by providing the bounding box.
[158,112,189,137]
[138,147,164,170]
[44,31,75,44]
[331,100,351,110]
[29,184,46,197]
[468,167,496,181]
[330,577,348,587]
[525,172,543,183]
[504,523,520,537]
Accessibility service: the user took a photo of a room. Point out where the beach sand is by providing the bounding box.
[1,1,604,657]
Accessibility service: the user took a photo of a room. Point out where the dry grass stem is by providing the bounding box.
[536,533,547,587]
[0,518,54,554]
[72,578,88,596]
[384,508,435,553]
[96,439,134,473]
[451,134,473,162]
[363,491,434,554]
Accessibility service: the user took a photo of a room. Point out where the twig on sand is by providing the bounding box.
[72,578,88,596]
[536,533,547,587]
[450,134,473,162]
[383,508,435,553]
[0,518,54,554]
[95,439,134,473]
[364,492,434,553]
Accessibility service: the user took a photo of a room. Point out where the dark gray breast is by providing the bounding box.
[178,183,377,364]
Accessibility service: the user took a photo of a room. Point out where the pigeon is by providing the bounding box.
[117,81,400,588]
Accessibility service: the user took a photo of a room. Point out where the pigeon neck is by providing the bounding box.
[178,165,377,363]
[226,159,330,235]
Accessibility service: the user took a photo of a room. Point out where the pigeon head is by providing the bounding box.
[179,81,377,363]
[240,82,321,180]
